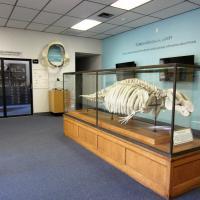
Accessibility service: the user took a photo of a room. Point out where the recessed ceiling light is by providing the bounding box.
[71,19,101,31]
[111,0,151,10]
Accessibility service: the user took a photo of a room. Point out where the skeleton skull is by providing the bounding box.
[165,89,194,117]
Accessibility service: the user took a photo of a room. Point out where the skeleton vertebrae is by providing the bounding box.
[82,78,193,124]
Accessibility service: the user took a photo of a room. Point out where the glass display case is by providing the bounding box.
[63,63,200,157]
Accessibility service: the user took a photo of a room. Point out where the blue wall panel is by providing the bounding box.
[103,9,200,68]
[102,9,200,129]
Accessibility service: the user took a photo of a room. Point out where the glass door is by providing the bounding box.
[3,59,33,117]
[0,60,4,117]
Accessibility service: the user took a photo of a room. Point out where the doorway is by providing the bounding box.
[75,53,101,110]
[0,58,33,117]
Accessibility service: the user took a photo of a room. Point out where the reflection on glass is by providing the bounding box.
[173,66,200,154]
[97,68,174,154]
[63,64,200,156]
[64,72,97,126]
[4,60,32,116]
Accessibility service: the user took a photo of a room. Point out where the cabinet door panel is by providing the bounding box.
[78,126,97,149]
[98,136,125,165]
[126,149,167,186]
[64,119,78,138]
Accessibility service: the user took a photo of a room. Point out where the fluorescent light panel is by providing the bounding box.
[111,0,151,10]
[71,19,101,31]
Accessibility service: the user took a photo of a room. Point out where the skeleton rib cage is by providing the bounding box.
[81,78,194,124]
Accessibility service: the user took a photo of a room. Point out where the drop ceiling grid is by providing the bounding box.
[0,17,7,26]
[0,0,16,5]
[44,1,110,35]
[0,0,199,39]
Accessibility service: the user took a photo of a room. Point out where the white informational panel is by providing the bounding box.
[174,128,193,145]
[33,69,49,89]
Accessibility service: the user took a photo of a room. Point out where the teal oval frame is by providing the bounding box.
[47,44,66,68]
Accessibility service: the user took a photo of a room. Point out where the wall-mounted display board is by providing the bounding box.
[32,69,48,89]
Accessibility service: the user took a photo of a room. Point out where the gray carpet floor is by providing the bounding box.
[0,115,199,200]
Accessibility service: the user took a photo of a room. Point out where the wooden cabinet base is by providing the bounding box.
[49,89,64,113]
[63,116,200,199]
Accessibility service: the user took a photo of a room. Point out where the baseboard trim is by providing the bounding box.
[33,112,51,116]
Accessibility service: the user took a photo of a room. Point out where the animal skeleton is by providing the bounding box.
[82,78,194,124]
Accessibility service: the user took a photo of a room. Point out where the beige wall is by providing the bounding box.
[0,27,102,113]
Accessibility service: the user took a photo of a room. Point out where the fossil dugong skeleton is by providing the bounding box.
[81,78,193,124]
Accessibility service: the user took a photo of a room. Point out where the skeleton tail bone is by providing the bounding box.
[81,83,117,102]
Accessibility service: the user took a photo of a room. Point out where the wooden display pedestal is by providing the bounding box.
[63,115,200,199]
[49,89,64,114]
[67,110,170,146]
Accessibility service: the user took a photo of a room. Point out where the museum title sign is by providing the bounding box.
[123,35,197,55]
[136,36,173,47]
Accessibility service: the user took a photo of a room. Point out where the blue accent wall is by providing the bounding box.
[102,9,200,130]
[102,8,200,68]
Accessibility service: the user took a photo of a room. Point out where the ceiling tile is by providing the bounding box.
[92,33,111,39]
[0,17,7,26]
[11,7,39,21]
[62,29,82,36]
[27,22,48,31]
[44,0,82,14]
[17,0,49,10]
[133,0,185,15]
[107,12,143,25]
[67,1,106,19]
[33,12,61,25]
[89,0,117,5]
[89,23,117,33]
[0,4,13,18]
[7,19,29,28]
[78,31,98,37]
[189,0,200,5]
[151,1,199,19]
[89,6,126,22]
[45,26,66,33]
[0,0,16,5]
[125,16,160,28]
[54,15,80,28]
[105,26,132,35]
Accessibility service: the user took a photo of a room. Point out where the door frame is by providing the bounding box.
[0,57,33,118]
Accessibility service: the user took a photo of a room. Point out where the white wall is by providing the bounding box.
[0,27,102,113]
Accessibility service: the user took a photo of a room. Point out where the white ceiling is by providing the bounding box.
[0,0,199,40]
